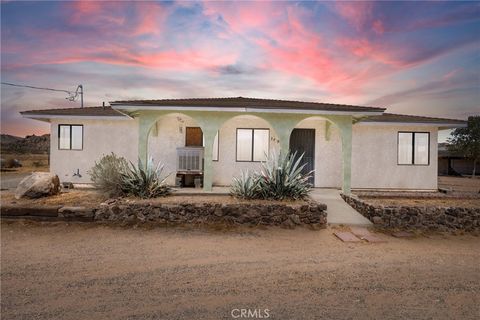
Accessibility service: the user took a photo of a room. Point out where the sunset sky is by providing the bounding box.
[1,1,479,139]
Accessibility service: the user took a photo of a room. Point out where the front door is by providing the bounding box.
[185,127,203,146]
[289,129,315,185]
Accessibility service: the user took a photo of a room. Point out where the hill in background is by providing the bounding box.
[1,134,50,154]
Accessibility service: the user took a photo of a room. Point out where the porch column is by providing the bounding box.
[260,114,305,156]
[277,129,293,155]
[338,117,353,195]
[202,129,217,191]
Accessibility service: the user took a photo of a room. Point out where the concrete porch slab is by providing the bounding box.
[309,189,372,226]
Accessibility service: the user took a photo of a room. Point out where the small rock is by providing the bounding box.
[289,214,301,225]
[372,216,384,225]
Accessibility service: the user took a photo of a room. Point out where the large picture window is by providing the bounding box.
[58,125,83,150]
[397,132,429,165]
[236,129,269,162]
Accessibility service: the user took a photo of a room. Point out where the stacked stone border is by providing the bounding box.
[341,194,480,232]
[1,200,328,229]
[95,200,327,228]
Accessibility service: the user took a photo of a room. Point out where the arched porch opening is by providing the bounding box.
[291,116,343,188]
[213,114,279,186]
[147,112,205,187]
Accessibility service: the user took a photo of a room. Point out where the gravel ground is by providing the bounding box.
[1,221,479,320]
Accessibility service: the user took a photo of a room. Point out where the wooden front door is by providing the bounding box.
[289,128,315,185]
[185,127,203,146]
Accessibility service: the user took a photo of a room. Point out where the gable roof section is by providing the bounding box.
[20,106,128,119]
[110,97,386,114]
[360,113,466,127]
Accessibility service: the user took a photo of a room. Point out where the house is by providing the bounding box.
[20,97,467,194]
[438,143,475,176]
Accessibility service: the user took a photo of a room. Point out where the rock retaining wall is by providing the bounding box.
[94,200,327,228]
[341,194,480,232]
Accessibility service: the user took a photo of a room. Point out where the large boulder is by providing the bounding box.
[15,172,60,199]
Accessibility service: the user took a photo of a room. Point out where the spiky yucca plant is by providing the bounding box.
[229,151,313,200]
[230,170,261,199]
[258,151,313,200]
[120,157,171,198]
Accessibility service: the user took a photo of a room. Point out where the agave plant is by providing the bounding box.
[230,170,261,199]
[257,151,313,200]
[120,157,171,198]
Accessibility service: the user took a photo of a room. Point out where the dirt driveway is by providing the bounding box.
[1,222,479,320]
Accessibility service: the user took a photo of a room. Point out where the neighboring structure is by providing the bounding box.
[438,143,475,176]
[20,97,466,193]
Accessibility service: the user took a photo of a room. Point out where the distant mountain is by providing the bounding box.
[1,134,50,154]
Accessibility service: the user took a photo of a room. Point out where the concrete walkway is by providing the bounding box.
[309,188,372,226]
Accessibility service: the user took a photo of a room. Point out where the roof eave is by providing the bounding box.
[20,113,131,120]
[357,121,467,128]
[110,104,385,116]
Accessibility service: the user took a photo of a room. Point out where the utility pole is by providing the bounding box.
[78,85,84,108]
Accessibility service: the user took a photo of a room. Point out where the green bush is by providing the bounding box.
[89,153,129,196]
[120,157,171,198]
[230,151,313,200]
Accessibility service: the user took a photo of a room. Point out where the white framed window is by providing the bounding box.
[212,131,219,161]
[58,124,83,150]
[397,132,429,165]
[236,128,269,162]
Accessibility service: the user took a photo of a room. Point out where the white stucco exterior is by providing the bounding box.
[351,125,438,190]
[50,119,139,183]
[48,114,439,190]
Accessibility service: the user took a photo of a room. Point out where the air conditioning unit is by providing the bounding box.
[176,147,204,173]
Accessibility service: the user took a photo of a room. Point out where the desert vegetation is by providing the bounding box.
[89,153,171,198]
[230,151,313,200]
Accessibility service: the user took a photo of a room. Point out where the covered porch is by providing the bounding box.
[110,98,386,195]
[136,110,354,194]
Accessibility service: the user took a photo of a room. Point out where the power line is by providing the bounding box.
[1,82,72,94]
[1,82,84,108]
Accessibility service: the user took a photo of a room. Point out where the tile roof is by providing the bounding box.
[21,106,127,117]
[360,113,466,124]
[110,97,386,113]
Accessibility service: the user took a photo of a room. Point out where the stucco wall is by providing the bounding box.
[294,118,342,188]
[351,124,438,190]
[50,119,138,183]
[49,115,439,190]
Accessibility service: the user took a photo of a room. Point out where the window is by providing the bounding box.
[236,129,269,162]
[397,132,429,165]
[58,125,83,150]
[212,131,219,161]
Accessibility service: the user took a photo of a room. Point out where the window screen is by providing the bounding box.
[236,129,269,161]
[398,132,429,165]
[236,129,253,161]
[59,125,83,150]
[398,132,413,165]
[414,133,429,165]
[253,129,269,161]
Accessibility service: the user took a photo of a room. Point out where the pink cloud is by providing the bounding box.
[133,2,167,35]
[333,2,373,31]
[372,19,385,34]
